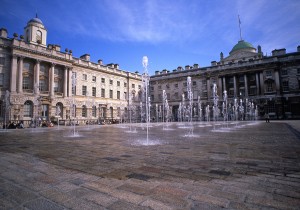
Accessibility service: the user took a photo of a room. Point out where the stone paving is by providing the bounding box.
[0,120,300,210]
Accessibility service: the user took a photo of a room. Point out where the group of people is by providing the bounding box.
[3,121,24,129]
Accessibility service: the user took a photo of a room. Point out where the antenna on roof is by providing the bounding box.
[35,9,38,18]
[238,15,243,41]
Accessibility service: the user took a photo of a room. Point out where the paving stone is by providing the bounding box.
[0,121,300,209]
[23,198,64,210]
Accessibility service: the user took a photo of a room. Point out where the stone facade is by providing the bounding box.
[150,41,300,120]
[0,17,142,126]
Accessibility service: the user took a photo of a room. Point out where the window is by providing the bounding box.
[158,94,161,100]
[0,73,3,87]
[158,85,161,89]
[82,74,87,80]
[124,92,127,100]
[281,69,288,76]
[166,84,170,89]
[124,82,127,88]
[92,87,96,96]
[266,70,272,77]
[117,81,120,86]
[0,57,5,65]
[92,76,96,82]
[266,80,274,92]
[109,79,113,85]
[239,76,244,83]
[193,81,197,86]
[174,92,179,99]
[82,85,87,96]
[54,81,59,92]
[297,68,300,75]
[109,90,113,98]
[23,76,31,90]
[138,85,141,89]
[183,82,187,87]
[92,106,96,117]
[72,86,76,95]
[282,80,289,92]
[117,91,120,99]
[36,30,42,43]
[117,107,121,117]
[132,84,135,88]
[101,78,105,83]
[101,88,105,97]
[174,84,178,88]
[82,105,87,117]
[24,101,33,117]
[39,79,47,92]
[249,74,256,81]
[249,86,257,95]
[202,79,207,85]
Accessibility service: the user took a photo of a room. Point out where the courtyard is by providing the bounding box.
[0,120,300,209]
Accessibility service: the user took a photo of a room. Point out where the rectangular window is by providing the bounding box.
[92,87,96,96]
[101,88,105,97]
[92,106,96,117]
[54,81,59,92]
[101,78,105,83]
[0,73,4,87]
[266,70,272,77]
[174,92,178,99]
[82,85,87,96]
[166,84,170,89]
[124,82,127,88]
[82,74,87,80]
[109,90,113,98]
[183,82,187,87]
[0,57,5,65]
[132,84,135,88]
[124,92,127,100]
[193,81,197,86]
[72,86,76,95]
[110,79,113,85]
[138,85,141,89]
[202,79,207,85]
[249,86,257,95]
[281,69,288,76]
[282,80,289,92]
[23,77,30,90]
[117,81,120,86]
[266,81,273,92]
[117,91,120,99]
[297,68,300,75]
[92,76,96,82]
[174,83,178,88]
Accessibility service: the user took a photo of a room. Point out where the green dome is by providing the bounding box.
[230,40,256,54]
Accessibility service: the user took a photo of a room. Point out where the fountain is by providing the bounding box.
[185,76,195,137]
[142,56,150,144]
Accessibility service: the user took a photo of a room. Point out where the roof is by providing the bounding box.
[230,40,256,54]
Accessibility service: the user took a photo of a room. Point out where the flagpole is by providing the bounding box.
[238,15,242,40]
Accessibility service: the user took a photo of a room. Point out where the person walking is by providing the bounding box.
[265,113,270,123]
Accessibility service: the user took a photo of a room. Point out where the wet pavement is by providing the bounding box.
[0,121,300,209]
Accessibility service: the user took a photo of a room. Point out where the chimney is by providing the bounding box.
[98,59,103,65]
[0,28,8,38]
[211,61,217,66]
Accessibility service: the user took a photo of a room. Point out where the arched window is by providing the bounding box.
[36,30,42,43]
[82,105,87,117]
[24,100,33,117]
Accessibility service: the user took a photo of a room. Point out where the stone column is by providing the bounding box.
[218,77,223,100]
[64,66,68,97]
[259,72,264,95]
[50,63,55,97]
[17,57,23,93]
[206,79,211,100]
[34,60,40,93]
[223,77,226,93]
[274,70,280,94]
[10,55,18,93]
[233,75,237,98]
[256,73,260,95]
[244,74,248,97]
[68,69,73,97]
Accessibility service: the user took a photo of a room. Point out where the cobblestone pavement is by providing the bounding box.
[0,121,300,210]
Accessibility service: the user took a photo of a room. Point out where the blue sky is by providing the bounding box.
[1,0,299,75]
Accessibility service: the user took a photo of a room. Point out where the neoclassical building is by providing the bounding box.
[1,16,300,126]
[150,40,300,120]
[0,16,142,126]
